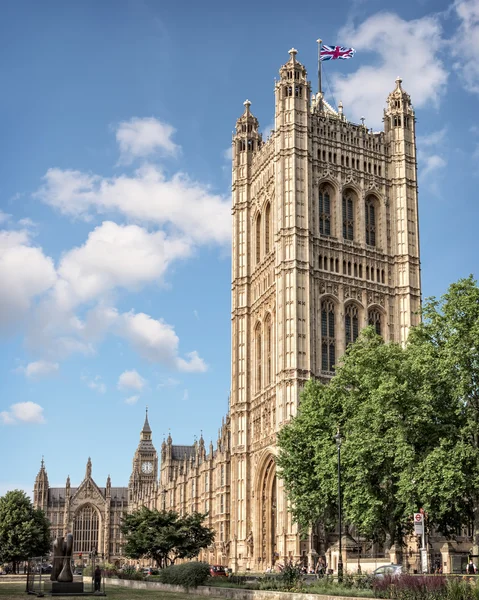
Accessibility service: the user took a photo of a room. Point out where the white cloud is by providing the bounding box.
[118,369,146,391]
[54,221,191,310]
[35,164,231,245]
[1,402,46,424]
[182,389,189,401]
[176,350,208,373]
[17,218,37,228]
[417,128,447,178]
[0,210,10,224]
[451,0,479,94]
[116,117,179,164]
[0,229,56,331]
[421,154,447,177]
[17,360,59,378]
[82,374,106,394]
[117,311,208,371]
[223,147,233,161]
[124,395,139,405]
[157,377,180,388]
[417,128,447,148]
[0,411,15,424]
[332,12,448,127]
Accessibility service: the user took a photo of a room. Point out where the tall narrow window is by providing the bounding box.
[369,309,382,336]
[265,203,271,254]
[342,194,354,240]
[73,505,99,553]
[256,214,262,263]
[365,197,376,246]
[265,315,272,386]
[319,188,331,235]
[321,300,335,372]
[345,304,359,346]
[255,324,262,392]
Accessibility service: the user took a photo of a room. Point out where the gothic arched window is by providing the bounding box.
[342,193,354,240]
[255,323,262,393]
[319,187,331,236]
[256,214,262,264]
[73,505,99,553]
[321,300,335,372]
[265,314,272,386]
[265,203,271,254]
[365,196,377,246]
[345,304,359,346]
[368,309,382,336]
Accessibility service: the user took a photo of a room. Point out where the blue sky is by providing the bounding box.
[1,0,478,497]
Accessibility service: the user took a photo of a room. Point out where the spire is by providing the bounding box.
[86,457,92,479]
[142,407,152,434]
[66,475,70,489]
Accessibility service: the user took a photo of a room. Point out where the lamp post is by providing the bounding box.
[334,429,344,582]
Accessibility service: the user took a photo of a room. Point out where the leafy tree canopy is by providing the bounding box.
[278,277,479,548]
[120,508,214,568]
[0,490,51,567]
[278,329,426,546]
[405,276,479,544]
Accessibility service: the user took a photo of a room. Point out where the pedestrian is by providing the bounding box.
[94,566,102,591]
[467,559,476,575]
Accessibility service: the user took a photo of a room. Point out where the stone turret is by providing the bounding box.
[33,457,49,511]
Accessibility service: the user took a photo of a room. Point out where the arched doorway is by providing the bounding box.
[73,504,100,553]
[258,457,277,568]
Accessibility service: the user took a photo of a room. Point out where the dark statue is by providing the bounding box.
[51,534,73,582]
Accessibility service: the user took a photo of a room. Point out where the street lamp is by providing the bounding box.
[334,429,343,582]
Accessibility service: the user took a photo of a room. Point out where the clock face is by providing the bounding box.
[141,461,153,474]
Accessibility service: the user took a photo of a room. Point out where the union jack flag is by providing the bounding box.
[320,45,356,61]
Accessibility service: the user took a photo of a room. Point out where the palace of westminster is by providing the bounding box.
[34,49,461,573]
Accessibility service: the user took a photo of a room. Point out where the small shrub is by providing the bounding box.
[157,561,210,588]
[117,566,144,580]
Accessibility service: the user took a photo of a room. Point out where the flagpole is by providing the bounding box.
[317,38,322,97]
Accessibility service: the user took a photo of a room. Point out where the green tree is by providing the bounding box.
[120,507,214,568]
[0,490,51,572]
[278,328,435,548]
[404,276,479,546]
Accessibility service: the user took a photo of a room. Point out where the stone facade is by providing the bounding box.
[33,458,128,564]
[34,49,426,571]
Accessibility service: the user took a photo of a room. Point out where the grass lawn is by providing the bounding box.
[0,582,223,600]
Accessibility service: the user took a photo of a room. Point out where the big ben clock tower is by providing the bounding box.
[128,409,158,509]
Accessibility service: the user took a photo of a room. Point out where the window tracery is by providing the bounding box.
[265,203,271,254]
[265,315,272,386]
[342,193,354,240]
[365,196,376,246]
[256,214,261,264]
[368,309,382,336]
[319,187,331,236]
[345,304,359,346]
[73,505,99,553]
[321,300,335,372]
[255,323,262,393]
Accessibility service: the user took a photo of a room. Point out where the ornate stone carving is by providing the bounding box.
[344,286,363,302]
[319,280,339,297]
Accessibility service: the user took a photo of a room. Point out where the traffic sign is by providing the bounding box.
[414,513,424,535]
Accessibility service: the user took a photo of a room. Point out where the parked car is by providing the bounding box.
[209,565,227,577]
[373,565,403,578]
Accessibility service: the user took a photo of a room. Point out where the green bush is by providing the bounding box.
[117,565,144,580]
[156,561,210,588]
